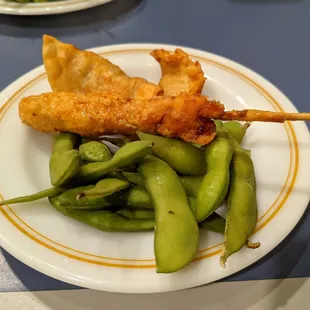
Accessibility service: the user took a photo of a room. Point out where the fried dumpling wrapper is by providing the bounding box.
[151,48,205,96]
[42,35,163,99]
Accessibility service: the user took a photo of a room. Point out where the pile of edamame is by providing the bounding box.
[0,120,260,273]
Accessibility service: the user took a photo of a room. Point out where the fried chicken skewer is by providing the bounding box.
[19,93,224,145]
[19,92,310,145]
[219,110,310,122]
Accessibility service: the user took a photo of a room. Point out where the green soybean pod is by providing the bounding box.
[79,141,112,162]
[49,133,81,187]
[117,209,155,220]
[78,179,129,199]
[195,130,234,222]
[75,140,153,184]
[186,197,225,235]
[220,141,258,268]
[216,120,249,145]
[106,170,128,181]
[58,185,113,210]
[139,155,199,273]
[52,132,80,153]
[49,196,155,232]
[120,185,154,210]
[223,121,250,144]
[180,176,203,198]
[58,185,153,210]
[214,120,224,131]
[199,213,226,235]
[0,187,64,206]
[102,136,134,147]
[121,172,144,186]
[137,131,205,176]
[187,196,197,213]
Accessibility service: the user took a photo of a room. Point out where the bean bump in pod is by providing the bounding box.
[79,141,112,162]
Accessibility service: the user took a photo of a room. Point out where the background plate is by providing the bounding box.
[0,0,113,16]
[0,43,309,293]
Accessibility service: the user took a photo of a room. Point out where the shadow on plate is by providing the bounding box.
[25,278,304,310]
[0,0,145,38]
[28,266,308,310]
[1,248,79,291]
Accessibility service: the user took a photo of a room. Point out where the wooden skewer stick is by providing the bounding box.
[218,110,310,123]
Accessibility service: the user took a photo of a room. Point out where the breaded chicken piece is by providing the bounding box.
[151,48,205,96]
[43,35,163,99]
[19,92,225,145]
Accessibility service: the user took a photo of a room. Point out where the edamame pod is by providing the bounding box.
[49,133,81,187]
[214,120,224,131]
[137,131,205,176]
[79,141,112,162]
[78,178,129,198]
[120,185,153,209]
[121,173,204,194]
[117,209,155,220]
[186,197,225,235]
[195,130,233,222]
[121,172,144,186]
[0,187,64,206]
[49,196,155,232]
[76,141,153,183]
[187,196,197,213]
[199,213,226,235]
[58,185,113,210]
[139,155,199,273]
[222,121,250,144]
[102,136,134,147]
[115,141,153,168]
[220,140,258,268]
[114,172,204,202]
[106,170,128,181]
[180,176,203,198]
[52,132,80,153]
[118,175,205,212]
[58,185,153,210]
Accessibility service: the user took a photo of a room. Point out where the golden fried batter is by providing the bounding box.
[43,35,163,99]
[19,92,225,145]
[151,48,205,96]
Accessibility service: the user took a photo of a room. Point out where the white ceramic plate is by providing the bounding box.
[0,43,309,293]
[0,0,113,16]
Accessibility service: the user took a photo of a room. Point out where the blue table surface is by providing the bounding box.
[0,0,310,292]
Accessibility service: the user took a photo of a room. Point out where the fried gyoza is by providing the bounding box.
[42,35,163,99]
[151,48,205,96]
[19,92,225,145]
